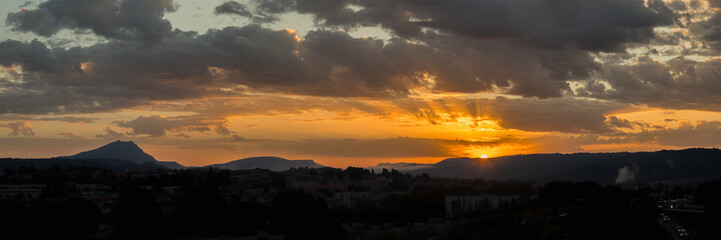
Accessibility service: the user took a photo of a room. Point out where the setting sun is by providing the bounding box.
[3,0,721,170]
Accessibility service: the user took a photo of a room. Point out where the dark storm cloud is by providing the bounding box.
[200,26,424,97]
[248,0,674,51]
[607,116,637,129]
[211,0,675,97]
[19,1,33,8]
[0,0,706,123]
[6,0,176,42]
[0,24,630,134]
[215,1,277,23]
[670,1,721,52]
[580,57,721,110]
[285,30,598,98]
[0,21,601,113]
[215,1,253,18]
[0,39,84,74]
[0,32,217,114]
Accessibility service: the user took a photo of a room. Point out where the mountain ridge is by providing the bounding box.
[207,156,328,171]
[59,140,158,163]
[56,141,327,171]
[3,141,720,183]
[369,148,721,183]
[58,140,185,169]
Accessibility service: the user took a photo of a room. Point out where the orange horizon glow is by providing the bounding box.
[2,93,721,168]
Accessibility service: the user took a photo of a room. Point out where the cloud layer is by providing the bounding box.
[0,0,683,114]
[2,0,721,165]
[6,0,176,42]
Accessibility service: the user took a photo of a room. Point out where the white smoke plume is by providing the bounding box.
[615,165,638,184]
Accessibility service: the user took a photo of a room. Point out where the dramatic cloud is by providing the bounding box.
[606,116,647,129]
[624,121,721,147]
[95,126,128,139]
[3,0,721,165]
[114,115,231,137]
[249,0,674,51]
[0,26,603,113]
[393,97,627,133]
[215,1,253,18]
[1,0,678,115]
[215,1,277,23]
[0,0,693,112]
[6,0,176,42]
[1,121,36,137]
[581,57,721,110]
[482,97,625,133]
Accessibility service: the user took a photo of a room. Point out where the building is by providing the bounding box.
[445,195,521,218]
[0,184,44,201]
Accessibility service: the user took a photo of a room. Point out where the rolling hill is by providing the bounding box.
[58,140,184,169]
[371,148,721,183]
[207,156,328,171]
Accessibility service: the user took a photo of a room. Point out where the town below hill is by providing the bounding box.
[1,141,720,239]
[0,157,719,239]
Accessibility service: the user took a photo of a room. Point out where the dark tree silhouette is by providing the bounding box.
[114,188,163,239]
[271,189,348,240]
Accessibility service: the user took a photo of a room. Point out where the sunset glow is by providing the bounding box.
[2,0,721,168]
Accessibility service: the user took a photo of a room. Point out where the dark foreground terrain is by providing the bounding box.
[0,164,719,239]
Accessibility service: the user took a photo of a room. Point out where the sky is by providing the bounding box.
[2,0,721,168]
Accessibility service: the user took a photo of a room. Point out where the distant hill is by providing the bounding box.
[60,140,158,163]
[0,140,187,171]
[57,140,185,170]
[156,161,185,170]
[207,156,327,171]
[372,148,721,183]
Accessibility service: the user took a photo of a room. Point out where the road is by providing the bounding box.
[658,210,709,240]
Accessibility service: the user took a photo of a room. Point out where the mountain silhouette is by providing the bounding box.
[208,156,327,171]
[58,140,184,169]
[0,140,175,171]
[374,148,721,183]
[61,140,158,163]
